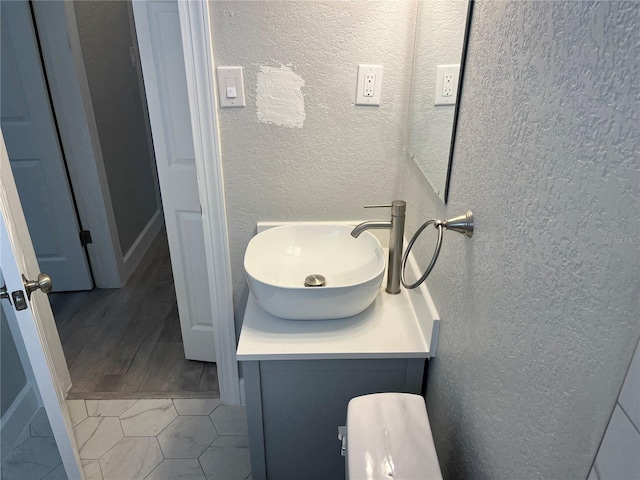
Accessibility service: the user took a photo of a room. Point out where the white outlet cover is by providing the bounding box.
[434,64,460,106]
[356,64,383,106]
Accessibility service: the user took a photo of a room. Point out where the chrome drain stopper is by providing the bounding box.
[304,274,326,287]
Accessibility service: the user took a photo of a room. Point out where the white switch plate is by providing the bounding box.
[434,64,460,106]
[356,64,383,106]
[216,66,245,108]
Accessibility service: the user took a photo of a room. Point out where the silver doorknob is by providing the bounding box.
[22,273,52,300]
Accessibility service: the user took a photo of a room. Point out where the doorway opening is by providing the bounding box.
[0,0,219,400]
[49,230,219,400]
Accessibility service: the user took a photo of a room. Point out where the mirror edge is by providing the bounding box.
[444,0,475,204]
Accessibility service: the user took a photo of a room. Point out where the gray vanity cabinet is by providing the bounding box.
[243,358,425,480]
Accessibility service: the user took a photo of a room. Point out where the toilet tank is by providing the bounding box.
[345,392,443,480]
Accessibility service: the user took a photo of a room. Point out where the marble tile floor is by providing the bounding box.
[1,399,251,480]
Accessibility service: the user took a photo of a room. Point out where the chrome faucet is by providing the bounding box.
[351,200,406,294]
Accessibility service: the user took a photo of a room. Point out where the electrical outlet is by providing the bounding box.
[356,64,383,106]
[364,74,375,97]
[443,74,454,97]
[434,65,460,106]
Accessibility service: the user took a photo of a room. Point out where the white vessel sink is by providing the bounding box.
[244,224,385,320]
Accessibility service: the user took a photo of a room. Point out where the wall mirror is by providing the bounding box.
[406,0,473,203]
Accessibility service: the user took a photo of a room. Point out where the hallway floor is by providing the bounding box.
[1,399,251,480]
[49,229,219,400]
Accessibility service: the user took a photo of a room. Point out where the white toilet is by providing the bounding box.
[340,392,443,480]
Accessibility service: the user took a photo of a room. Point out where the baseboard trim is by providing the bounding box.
[0,384,39,460]
[122,209,164,281]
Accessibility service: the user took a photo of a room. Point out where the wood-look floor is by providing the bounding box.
[50,229,219,400]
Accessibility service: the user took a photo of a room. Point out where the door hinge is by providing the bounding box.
[79,230,93,247]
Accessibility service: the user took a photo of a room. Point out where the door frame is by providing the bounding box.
[20,0,241,405]
[176,1,240,405]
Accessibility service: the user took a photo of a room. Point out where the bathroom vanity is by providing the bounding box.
[237,283,431,480]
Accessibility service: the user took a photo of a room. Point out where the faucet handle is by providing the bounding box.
[364,200,406,216]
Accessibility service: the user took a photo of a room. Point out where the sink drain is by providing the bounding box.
[304,274,326,287]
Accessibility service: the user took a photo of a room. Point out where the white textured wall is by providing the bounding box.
[210,1,418,328]
[407,0,468,199]
[401,2,640,478]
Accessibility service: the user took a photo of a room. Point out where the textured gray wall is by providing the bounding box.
[1,308,27,417]
[210,1,418,330]
[401,2,640,478]
[74,0,158,255]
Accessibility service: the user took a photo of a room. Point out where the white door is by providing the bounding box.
[133,0,216,362]
[0,0,92,292]
[0,133,84,478]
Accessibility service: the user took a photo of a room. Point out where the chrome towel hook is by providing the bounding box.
[401,211,474,289]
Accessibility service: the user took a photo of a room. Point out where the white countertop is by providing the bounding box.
[236,285,430,361]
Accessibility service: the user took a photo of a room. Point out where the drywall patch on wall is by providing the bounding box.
[256,65,305,128]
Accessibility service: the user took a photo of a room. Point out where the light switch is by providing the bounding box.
[225,77,237,98]
[217,66,245,107]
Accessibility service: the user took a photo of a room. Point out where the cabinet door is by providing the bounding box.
[245,359,424,480]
